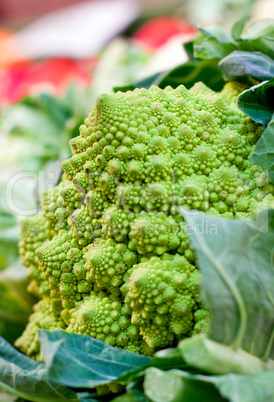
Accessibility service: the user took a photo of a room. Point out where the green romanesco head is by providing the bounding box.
[18,215,51,297]
[18,82,272,359]
[122,253,205,348]
[67,291,153,355]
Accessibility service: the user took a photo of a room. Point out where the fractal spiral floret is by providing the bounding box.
[16,82,274,359]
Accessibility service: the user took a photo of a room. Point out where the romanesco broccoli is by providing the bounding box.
[16,82,273,359]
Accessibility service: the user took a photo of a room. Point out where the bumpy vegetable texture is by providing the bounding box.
[16,82,274,359]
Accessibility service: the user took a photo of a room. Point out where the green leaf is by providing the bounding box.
[184,18,274,65]
[0,218,19,271]
[231,16,250,41]
[76,399,98,402]
[0,389,19,402]
[39,330,150,389]
[113,72,165,92]
[184,25,237,61]
[143,368,274,402]
[212,370,274,402]
[118,347,189,385]
[178,335,272,375]
[239,19,274,59]
[237,79,274,183]
[181,209,274,360]
[151,348,186,370]
[193,37,236,60]
[0,260,36,343]
[114,61,225,93]
[0,336,78,402]
[0,85,93,172]
[117,348,188,386]
[22,92,70,129]
[112,390,149,402]
[0,103,60,138]
[0,102,65,172]
[143,368,223,402]
[136,73,167,89]
[220,51,274,81]
[237,78,274,126]
[183,34,203,60]
[242,18,274,40]
[250,119,274,184]
[156,60,225,91]
[76,394,101,402]
[199,25,234,44]
[114,84,139,93]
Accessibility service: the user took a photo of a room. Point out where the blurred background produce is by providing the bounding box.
[0,0,272,343]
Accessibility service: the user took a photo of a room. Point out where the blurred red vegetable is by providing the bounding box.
[132,16,198,50]
[0,57,96,104]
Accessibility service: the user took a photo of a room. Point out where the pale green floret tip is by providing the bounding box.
[17,82,272,359]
